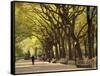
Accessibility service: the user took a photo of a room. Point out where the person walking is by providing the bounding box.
[32,55,35,65]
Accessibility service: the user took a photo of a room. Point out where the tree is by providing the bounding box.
[15,2,97,62]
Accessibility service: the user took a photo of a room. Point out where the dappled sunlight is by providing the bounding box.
[14,1,97,74]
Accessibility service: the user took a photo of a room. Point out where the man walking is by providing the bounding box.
[32,55,35,65]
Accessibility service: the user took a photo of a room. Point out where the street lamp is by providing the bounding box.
[74,41,77,65]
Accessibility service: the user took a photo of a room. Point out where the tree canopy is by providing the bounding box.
[15,2,97,61]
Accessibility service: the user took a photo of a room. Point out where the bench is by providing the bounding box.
[76,59,94,68]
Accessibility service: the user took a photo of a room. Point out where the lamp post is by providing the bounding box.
[74,41,77,65]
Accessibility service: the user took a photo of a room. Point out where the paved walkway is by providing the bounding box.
[15,59,96,74]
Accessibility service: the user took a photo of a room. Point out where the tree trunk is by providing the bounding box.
[87,7,93,59]
[68,29,73,60]
[54,42,59,60]
[91,25,95,57]
[84,39,88,57]
[71,33,83,60]
[61,36,66,58]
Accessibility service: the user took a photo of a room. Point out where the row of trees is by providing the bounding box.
[15,3,97,61]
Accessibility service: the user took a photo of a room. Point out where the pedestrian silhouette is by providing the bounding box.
[32,56,35,65]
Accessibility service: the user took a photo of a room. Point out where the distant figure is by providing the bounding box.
[32,56,35,65]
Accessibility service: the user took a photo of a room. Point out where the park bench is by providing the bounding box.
[76,59,94,68]
[59,58,68,64]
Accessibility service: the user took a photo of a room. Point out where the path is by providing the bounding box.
[15,59,95,74]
